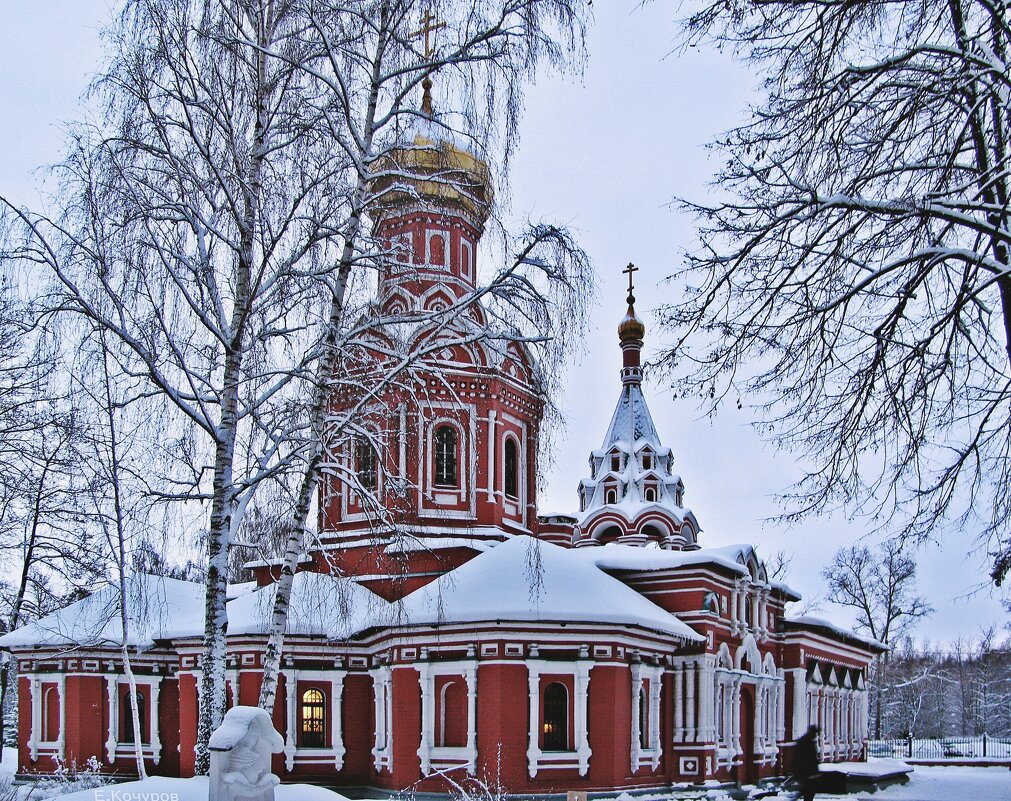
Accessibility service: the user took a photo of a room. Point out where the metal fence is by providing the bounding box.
[867,735,1011,760]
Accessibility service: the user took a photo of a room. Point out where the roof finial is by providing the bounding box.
[411,8,447,118]
[623,262,638,306]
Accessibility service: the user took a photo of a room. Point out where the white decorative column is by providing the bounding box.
[105,677,118,763]
[525,669,540,779]
[398,404,408,477]
[371,666,392,772]
[574,661,592,776]
[282,667,299,771]
[29,677,41,761]
[699,656,715,742]
[486,411,497,501]
[629,664,642,771]
[150,678,163,765]
[685,660,697,742]
[789,668,807,739]
[417,664,434,774]
[674,663,685,742]
[332,670,346,770]
[465,665,478,774]
[730,677,742,757]
[648,668,661,769]
[56,674,66,761]
[776,670,786,743]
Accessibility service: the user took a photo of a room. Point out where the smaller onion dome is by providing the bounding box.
[618,302,646,344]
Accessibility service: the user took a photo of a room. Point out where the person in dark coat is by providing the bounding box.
[792,725,821,801]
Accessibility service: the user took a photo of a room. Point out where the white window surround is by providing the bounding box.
[105,676,164,766]
[425,229,449,268]
[629,663,663,771]
[281,668,347,772]
[28,674,65,762]
[415,660,478,775]
[371,665,394,773]
[526,660,592,778]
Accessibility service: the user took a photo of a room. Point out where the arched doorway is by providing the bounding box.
[739,687,757,784]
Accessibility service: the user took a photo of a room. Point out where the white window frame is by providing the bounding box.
[526,660,592,778]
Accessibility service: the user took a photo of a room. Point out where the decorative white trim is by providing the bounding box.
[525,660,592,779]
[790,667,807,739]
[629,662,663,772]
[370,665,393,773]
[282,667,299,771]
[415,659,478,776]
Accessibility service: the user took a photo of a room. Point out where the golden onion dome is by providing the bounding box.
[367,127,493,228]
[618,301,646,344]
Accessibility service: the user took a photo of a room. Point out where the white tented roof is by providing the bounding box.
[398,536,703,642]
[0,574,206,649]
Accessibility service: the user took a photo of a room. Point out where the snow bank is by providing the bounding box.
[49,776,351,801]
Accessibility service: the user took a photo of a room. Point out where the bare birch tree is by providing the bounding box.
[663,0,1011,584]
[251,0,590,709]
[3,0,349,771]
[2,0,589,769]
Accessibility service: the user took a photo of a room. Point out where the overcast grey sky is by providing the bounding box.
[1,0,1006,644]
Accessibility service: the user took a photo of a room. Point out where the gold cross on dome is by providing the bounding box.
[411,8,447,58]
[623,262,638,303]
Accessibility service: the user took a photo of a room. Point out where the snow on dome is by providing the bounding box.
[227,571,391,640]
[0,574,206,649]
[398,536,703,642]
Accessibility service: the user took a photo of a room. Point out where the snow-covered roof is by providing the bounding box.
[784,615,887,651]
[398,537,703,642]
[0,574,206,650]
[227,571,391,640]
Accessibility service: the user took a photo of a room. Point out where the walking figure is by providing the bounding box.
[792,725,821,801]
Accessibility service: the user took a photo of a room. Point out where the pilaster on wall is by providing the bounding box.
[371,665,393,773]
[789,668,807,740]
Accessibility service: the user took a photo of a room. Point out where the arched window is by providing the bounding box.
[504,438,519,499]
[438,680,467,747]
[542,682,568,751]
[356,436,377,492]
[42,686,59,742]
[429,232,446,265]
[702,591,720,614]
[639,686,649,749]
[644,486,657,502]
[605,487,618,505]
[434,425,459,487]
[300,688,326,748]
[122,691,147,744]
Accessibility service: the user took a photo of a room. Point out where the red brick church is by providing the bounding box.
[0,109,883,794]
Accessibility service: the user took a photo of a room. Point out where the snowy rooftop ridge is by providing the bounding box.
[0,574,206,649]
[397,536,704,642]
[784,614,888,651]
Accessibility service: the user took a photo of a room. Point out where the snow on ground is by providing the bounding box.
[26,764,1011,801]
[847,765,1011,801]
[47,776,350,801]
[0,747,17,774]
